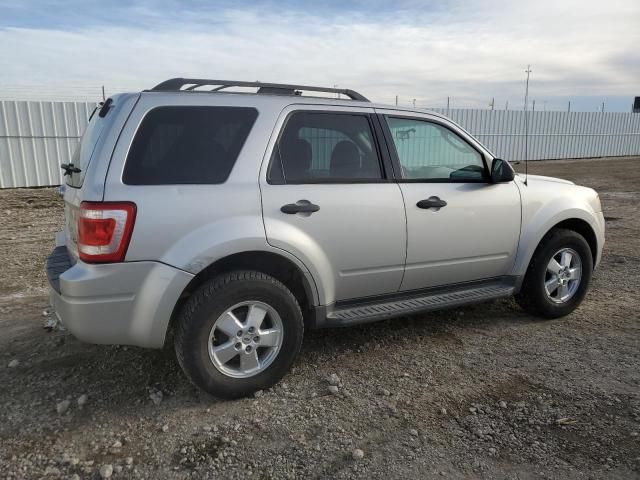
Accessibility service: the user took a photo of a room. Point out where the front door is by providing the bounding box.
[260,107,407,304]
[379,112,521,291]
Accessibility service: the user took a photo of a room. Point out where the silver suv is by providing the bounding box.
[47,78,605,398]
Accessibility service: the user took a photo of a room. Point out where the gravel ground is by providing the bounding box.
[0,157,639,479]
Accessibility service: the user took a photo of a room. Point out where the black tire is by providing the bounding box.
[515,228,593,319]
[174,270,304,399]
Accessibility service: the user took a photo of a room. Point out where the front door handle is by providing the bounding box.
[280,200,320,214]
[417,196,447,210]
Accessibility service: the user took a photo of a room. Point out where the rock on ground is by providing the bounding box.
[55,399,70,415]
[99,464,113,478]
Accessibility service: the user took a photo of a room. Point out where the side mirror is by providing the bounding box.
[490,158,515,183]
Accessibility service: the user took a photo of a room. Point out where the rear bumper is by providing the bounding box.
[47,247,194,348]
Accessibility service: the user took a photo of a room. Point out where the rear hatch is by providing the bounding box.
[64,105,105,262]
[62,94,139,262]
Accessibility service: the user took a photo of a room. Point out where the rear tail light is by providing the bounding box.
[78,202,136,263]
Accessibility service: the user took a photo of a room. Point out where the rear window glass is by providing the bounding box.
[123,106,258,185]
[66,105,105,188]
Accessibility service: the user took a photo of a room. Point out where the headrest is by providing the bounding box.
[330,140,360,177]
[280,138,312,180]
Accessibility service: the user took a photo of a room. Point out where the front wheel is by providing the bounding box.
[516,228,593,319]
[174,271,304,399]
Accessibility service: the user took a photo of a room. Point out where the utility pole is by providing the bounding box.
[601,101,605,113]
[568,101,571,113]
[523,65,532,185]
[506,100,509,111]
[101,85,105,101]
[395,95,398,106]
[524,65,532,112]
[490,97,494,110]
[447,96,450,113]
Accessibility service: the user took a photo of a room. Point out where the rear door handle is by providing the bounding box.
[280,200,320,214]
[417,196,447,210]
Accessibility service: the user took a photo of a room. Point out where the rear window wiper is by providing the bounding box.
[60,163,81,176]
[98,98,113,118]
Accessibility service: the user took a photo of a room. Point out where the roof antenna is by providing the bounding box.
[523,64,532,186]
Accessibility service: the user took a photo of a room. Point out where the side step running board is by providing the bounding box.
[324,282,514,327]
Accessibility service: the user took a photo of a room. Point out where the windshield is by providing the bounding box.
[66,104,106,188]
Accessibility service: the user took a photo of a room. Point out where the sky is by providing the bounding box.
[0,0,639,111]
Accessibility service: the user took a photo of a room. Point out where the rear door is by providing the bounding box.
[260,105,407,305]
[378,111,521,291]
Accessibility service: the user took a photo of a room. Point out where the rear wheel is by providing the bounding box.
[516,228,593,318]
[174,271,304,399]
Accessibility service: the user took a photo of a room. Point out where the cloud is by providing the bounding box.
[0,0,638,109]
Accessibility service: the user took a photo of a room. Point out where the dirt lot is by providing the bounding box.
[0,157,638,480]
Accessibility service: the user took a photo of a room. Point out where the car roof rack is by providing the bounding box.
[149,78,370,102]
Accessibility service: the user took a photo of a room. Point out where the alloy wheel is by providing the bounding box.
[208,301,283,378]
[544,247,582,304]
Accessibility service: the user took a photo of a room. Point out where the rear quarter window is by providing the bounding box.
[123,106,258,185]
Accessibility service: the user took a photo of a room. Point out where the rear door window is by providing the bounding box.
[123,106,258,185]
[268,112,383,183]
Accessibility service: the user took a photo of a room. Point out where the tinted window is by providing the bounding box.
[123,106,258,185]
[269,112,382,183]
[67,105,105,188]
[386,117,486,181]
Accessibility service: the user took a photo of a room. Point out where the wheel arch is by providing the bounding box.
[167,250,319,344]
[514,215,599,291]
[550,218,598,263]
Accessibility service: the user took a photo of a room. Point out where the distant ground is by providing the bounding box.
[0,156,638,479]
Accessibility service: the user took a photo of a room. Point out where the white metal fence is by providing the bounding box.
[430,109,640,162]
[0,100,97,188]
[1,100,639,188]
